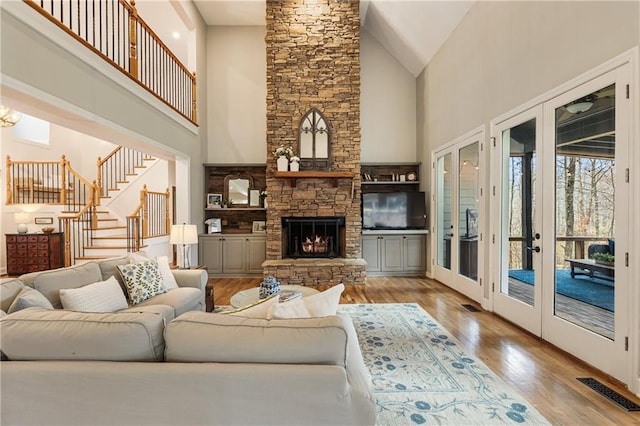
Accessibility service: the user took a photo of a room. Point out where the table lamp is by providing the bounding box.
[169,223,198,268]
[14,212,31,233]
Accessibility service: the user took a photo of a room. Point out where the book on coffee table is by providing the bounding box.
[279,290,302,302]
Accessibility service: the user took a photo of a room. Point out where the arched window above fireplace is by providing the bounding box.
[299,108,331,170]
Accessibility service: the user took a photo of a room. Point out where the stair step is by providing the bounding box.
[143,158,156,161]
[116,180,129,184]
[93,235,128,240]
[89,225,126,231]
[85,245,131,250]
[98,218,118,223]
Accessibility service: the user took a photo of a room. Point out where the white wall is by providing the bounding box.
[2,122,117,180]
[205,26,418,164]
[418,1,639,155]
[361,28,416,162]
[207,26,267,163]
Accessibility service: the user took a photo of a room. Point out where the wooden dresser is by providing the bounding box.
[5,232,64,276]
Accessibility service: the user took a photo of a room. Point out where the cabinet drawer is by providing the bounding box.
[6,235,17,243]
[27,235,38,243]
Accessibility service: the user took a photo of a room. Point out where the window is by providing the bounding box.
[299,108,331,170]
[13,114,50,146]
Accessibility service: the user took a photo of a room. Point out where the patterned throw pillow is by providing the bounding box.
[117,259,166,305]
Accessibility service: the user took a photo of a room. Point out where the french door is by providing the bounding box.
[491,65,631,382]
[492,107,544,335]
[432,131,483,303]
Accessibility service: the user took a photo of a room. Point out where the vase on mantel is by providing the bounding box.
[290,160,300,172]
[277,155,289,171]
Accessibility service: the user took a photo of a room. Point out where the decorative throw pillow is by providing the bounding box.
[129,253,178,291]
[7,287,54,314]
[59,276,128,312]
[269,284,345,319]
[303,283,344,317]
[269,297,311,319]
[222,294,280,319]
[117,259,166,305]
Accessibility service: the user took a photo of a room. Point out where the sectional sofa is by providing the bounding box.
[0,256,377,425]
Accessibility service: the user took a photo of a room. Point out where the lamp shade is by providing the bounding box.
[14,212,31,233]
[170,224,198,245]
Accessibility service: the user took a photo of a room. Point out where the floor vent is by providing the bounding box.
[577,377,640,412]
[461,304,481,312]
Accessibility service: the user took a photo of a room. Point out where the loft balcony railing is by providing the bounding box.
[23,0,197,124]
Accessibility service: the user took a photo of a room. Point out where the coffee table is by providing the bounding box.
[567,258,615,282]
[230,285,319,308]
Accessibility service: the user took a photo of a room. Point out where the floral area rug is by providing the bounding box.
[338,303,550,425]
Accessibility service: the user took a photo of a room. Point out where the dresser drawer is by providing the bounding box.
[5,232,64,275]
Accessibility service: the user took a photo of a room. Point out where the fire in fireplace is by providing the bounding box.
[282,217,345,259]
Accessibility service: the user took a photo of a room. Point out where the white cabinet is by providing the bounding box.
[362,232,426,276]
[199,234,266,276]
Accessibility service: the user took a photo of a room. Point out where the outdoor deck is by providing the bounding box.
[508,277,613,339]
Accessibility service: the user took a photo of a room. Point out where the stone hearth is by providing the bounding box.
[264,0,365,285]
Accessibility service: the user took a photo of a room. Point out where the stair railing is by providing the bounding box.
[96,146,154,200]
[55,161,99,266]
[23,0,197,124]
[6,154,95,212]
[126,185,170,252]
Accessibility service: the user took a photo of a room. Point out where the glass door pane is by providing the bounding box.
[458,143,479,280]
[554,84,615,339]
[502,119,537,306]
[436,153,453,269]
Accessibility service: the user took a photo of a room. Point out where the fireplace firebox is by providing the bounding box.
[282,217,345,258]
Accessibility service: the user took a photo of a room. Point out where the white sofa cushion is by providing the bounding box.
[117,259,166,305]
[59,276,128,312]
[165,311,349,365]
[33,262,103,309]
[7,287,54,314]
[0,307,165,361]
[1,279,28,312]
[134,287,202,316]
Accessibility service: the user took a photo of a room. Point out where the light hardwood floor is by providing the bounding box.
[211,276,640,425]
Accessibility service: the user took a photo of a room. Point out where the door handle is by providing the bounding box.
[526,246,541,253]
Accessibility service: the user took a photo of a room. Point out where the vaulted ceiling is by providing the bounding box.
[192,0,475,76]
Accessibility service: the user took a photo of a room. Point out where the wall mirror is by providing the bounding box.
[224,175,253,206]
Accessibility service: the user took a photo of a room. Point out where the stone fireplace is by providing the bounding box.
[263,0,366,285]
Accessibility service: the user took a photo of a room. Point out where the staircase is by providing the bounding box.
[7,147,170,266]
[77,155,159,261]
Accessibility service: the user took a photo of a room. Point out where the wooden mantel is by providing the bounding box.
[274,171,355,187]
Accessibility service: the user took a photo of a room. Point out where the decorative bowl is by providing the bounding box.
[41,227,55,233]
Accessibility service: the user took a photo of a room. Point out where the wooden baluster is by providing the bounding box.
[60,155,67,205]
[129,0,138,79]
[165,188,170,236]
[6,155,12,204]
[96,156,103,202]
[142,184,149,239]
[191,71,197,124]
[63,219,71,267]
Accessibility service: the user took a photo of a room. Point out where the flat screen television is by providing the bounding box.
[362,192,427,230]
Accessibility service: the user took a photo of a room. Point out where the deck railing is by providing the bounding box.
[23,0,197,124]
